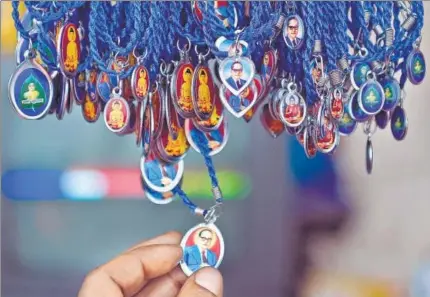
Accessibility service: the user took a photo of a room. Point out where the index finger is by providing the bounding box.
[78,244,182,297]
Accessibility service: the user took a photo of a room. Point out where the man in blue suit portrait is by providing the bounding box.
[183,228,218,273]
[226,61,247,91]
[285,16,302,49]
[144,159,176,188]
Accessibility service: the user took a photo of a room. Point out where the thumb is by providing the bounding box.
[177,267,223,297]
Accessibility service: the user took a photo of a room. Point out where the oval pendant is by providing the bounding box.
[72,72,87,105]
[192,64,216,120]
[381,77,401,111]
[82,94,101,123]
[57,22,81,78]
[131,64,150,101]
[180,223,225,276]
[164,85,183,140]
[366,138,373,174]
[104,92,131,134]
[315,105,340,154]
[330,89,344,120]
[350,62,371,90]
[86,68,99,102]
[283,14,305,50]
[390,106,408,141]
[151,87,164,140]
[375,110,389,129]
[349,91,370,122]
[140,152,184,193]
[358,79,385,115]
[260,103,285,139]
[304,128,317,159]
[9,58,54,120]
[261,49,278,85]
[338,101,357,136]
[171,62,195,118]
[185,118,229,157]
[279,91,307,127]
[406,49,426,85]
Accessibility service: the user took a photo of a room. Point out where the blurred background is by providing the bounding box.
[2,2,430,297]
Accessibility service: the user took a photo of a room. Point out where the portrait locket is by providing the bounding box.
[57,21,81,78]
[180,223,225,277]
[103,90,131,135]
[8,55,54,120]
[279,87,307,128]
[219,82,258,118]
[131,63,150,102]
[218,56,255,96]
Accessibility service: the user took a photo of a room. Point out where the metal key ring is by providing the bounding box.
[177,37,191,53]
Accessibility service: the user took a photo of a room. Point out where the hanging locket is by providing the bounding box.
[329,88,344,120]
[390,104,408,141]
[406,39,426,85]
[72,71,87,105]
[82,93,101,123]
[279,81,307,128]
[260,103,285,139]
[142,91,155,157]
[171,40,196,118]
[338,97,357,136]
[314,103,340,154]
[103,87,131,135]
[8,49,54,120]
[131,53,150,102]
[357,71,385,115]
[283,4,305,51]
[191,47,216,121]
[56,75,70,120]
[381,76,401,111]
[260,47,278,86]
[57,16,82,78]
[349,90,370,122]
[350,62,371,90]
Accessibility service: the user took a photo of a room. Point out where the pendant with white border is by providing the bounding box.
[180,223,225,276]
[357,73,385,115]
[219,82,258,118]
[315,104,340,154]
[8,51,54,120]
[103,88,131,135]
[279,82,307,128]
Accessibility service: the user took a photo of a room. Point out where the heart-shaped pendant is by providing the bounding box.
[219,79,258,118]
[219,56,255,96]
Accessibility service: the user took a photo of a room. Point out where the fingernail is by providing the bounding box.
[195,268,223,296]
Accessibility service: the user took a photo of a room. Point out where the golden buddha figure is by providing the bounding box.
[385,87,392,99]
[366,89,377,104]
[23,82,40,102]
[179,67,193,112]
[108,100,125,129]
[136,68,148,97]
[197,69,212,113]
[84,95,96,120]
[165,125,189,157]
[395,117,402,129]
[65,26,79,72]
[414,59,423,74]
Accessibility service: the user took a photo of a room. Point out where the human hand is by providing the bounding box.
[78,231,223,297]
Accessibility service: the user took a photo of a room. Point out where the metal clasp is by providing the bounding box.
[204,203,224,225]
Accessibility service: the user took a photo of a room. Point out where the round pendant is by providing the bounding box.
[283,14,305,50]
[406,49,426,85]
[349,91,370,122]
[8,58,54,120]
[57,22,81,78]
[381,77,401,111]
[358,79,385,115]
[171,62,195,118]
[140,152,184,193]
[185,118,229,157]
[72,72,87,105]
[82,94,101,123]
[180,223,225,276]
[192,64,216,120]
[350,62,371,90]
[279,91,307,127]
[104,94,131,134]
[390,106,408,141]
[219,56,256,97]
[338,102,357,136]
[131,64,150,101]
[375,110,389,129]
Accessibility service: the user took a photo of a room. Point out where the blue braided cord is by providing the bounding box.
[322,2,336,72]
[377,1,393,30]
[24,1,85,23]
[178,3,206,45]
[137,2,151,50]
[12,1,30,39]
[302,1,318,105]
[92,2,139,57]
[332,1,349,63]
[172,127,222,215]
